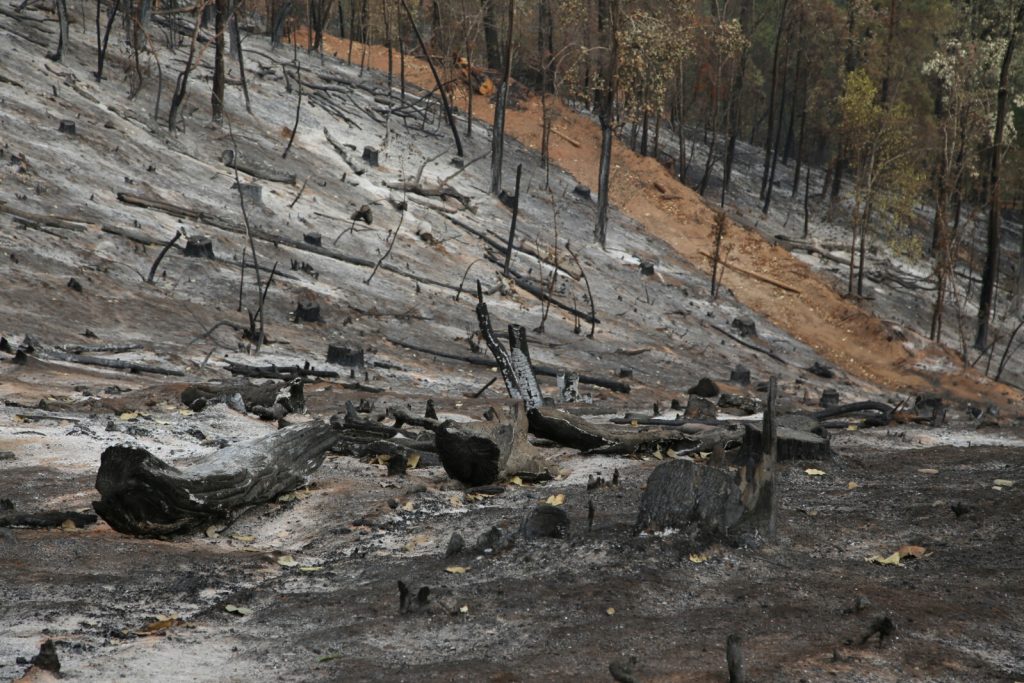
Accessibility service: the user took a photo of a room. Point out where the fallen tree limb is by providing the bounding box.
[706,322,792,366]
[117,190,467,293]
[222,148,297,184]
[699,251,802,294]
[1,202,91,232]
[813,401,894,421]
[0,510,98,528]
[385,336,630,393]
[40,349,184,376]
[93,421,337,536]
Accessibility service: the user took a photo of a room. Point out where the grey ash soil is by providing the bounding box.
[1,7,1023,683]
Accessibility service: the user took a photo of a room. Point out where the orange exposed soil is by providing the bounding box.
[293,30,1020,409]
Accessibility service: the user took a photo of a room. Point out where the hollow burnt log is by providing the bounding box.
[93,421,337,536]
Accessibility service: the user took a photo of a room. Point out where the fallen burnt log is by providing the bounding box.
[528,405,743,455]
[181,377,304,419]
[93,421,337,536]
[386,337,630,393]
[224,360,340,380]
[0,510,97,529]
[635,378,780,541]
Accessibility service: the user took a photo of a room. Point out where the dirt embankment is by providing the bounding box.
[297,30,1021,411]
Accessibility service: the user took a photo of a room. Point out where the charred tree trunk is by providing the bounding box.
[490,0,514,193]
[759,0,789,200]
[976,3,1024,350]
[720,0,753,205]
[481,0,500,70]
[93,422,337,536]
[212,0,228,123]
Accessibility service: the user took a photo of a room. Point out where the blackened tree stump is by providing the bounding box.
[184,235,215,258]
[327,343,364,367]
[435,403,547,486]
[93,421,336,536]
[636,378,779,541]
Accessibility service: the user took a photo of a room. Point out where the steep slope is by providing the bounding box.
[307,31,1022,410]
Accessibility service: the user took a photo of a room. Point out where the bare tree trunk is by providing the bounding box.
[594,0,619,248]
[212,0,227,123]
[976,2,1024,350]
[721,0,753,204]
[490,0,514,193]
[760,0,789,200]
[50,0,69,61]
[480,0,500,70]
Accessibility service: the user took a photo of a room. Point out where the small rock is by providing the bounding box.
[303,232,322,247]
[67,277,82,292]
[730,365,751,386]
[573,184,591,200]
[58,120,75,135]
[361,146,379,166]
[618,368,633,378]
[639,261,655,276]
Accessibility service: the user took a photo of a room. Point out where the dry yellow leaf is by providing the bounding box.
[805,468,826,476]
[545,493,566,506]
[509,476,523,486]
[459,605,469,614]
[178,408,193,416]
[277,555,299,567]
[918,468,939,475]
[60,519,77,531]
[898,545,926,559]
[846,424,858,431]
[225,604,252,616]
[688,553,708,564]
[137,616,182,634]
[407,453,420,469]
[299,566,323,572]
[606,607,616,616]
[445,566,468,574]
[866,552,902,566]
[847,481,859,490]
[994,479,1014,487]
[119,412,139,420]
[205,526,220,538]
[402,501,414,512]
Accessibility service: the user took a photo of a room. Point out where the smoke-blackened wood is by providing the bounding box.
[181,378,304,415]
[184,235,215,258]
[635,377,779,539]
[435,403,547,486]
[507,324,543,410]
[522,503,570,539]
[0,510,97,528]
[813,401,894,421]
[224,360,340,380]
[742,424,831,461]
[93,421,337,536]
[476,282,524,404]
[327,343,364,367]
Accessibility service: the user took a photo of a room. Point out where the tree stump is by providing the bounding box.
[326,343,364,367]
[685,395,717,419]
[58,120,76,134]
[636,378,779,540]
[293,301,321,323]
[303,232,322,246]
[731,316,757,337]
[730,365,751,385]
[184,235,214,258]
[522,503,570,539]
[93,421,336,536]
[362,146,380,166]
[688,377,720,398]
[435,403,547,486]
[820,388,840,408]
[573,184,591,199]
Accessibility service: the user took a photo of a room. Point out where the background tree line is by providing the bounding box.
[37,0,1024,367]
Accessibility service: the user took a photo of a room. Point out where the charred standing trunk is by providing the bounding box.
[490,0,515,194]
[212,0,227,123]
[760,0,789,200]
[720,0,753,205]
[594,0,619,248]
[976,3,1024,351]
[50,0,69,61]
[481,0,501,70]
